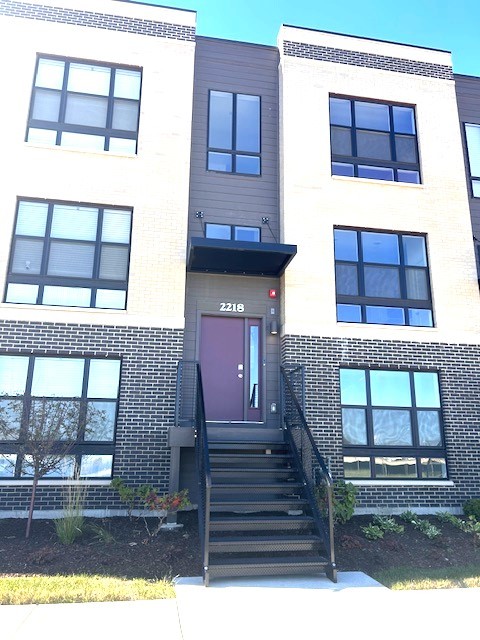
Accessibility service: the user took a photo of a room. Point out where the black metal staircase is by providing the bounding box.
[184,360,337,586]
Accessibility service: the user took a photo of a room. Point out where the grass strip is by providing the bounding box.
[0,574,175,605]
[373,565,480,590]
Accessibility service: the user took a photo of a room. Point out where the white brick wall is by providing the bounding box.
[0,0,195,329]
[279,27,480,344]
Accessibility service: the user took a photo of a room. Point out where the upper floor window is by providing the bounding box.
[207,91,260,175]
[464,124,480,197]
[334,228,433,327]
[330,97,420,184]
[26,56,141,154]
[5,199,132,310]
[205,223,260,242]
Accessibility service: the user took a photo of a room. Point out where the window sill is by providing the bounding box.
[337,321,437,331]
[348,479,454,487]
[0,302,127,314]
[332,174,424,189]
[0,479,112,486]
[24,141,138,160]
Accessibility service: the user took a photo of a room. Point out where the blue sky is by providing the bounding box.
[133,0,480,76]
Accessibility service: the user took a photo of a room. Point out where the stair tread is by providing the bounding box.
[209,556,328,567]
[212,482,303,488]
[211,514,314,522]
[210,535,321,543]
[211,467,295,473]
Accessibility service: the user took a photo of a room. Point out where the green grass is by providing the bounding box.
[0,574,175,605]
[373,565,480,590]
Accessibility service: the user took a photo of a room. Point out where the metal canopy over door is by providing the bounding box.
[200,315,262,422]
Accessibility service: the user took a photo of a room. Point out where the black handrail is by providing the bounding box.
[280,366,337,582]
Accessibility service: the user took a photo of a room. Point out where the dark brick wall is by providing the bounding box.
[0,0,195,41]
[0,319,183,513]
[283,40,453,80]
[282,334,480,512]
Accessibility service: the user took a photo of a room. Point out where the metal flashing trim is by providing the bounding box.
[0,0,196,41]
[283,40,453,80]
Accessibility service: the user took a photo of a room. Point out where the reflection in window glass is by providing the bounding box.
[344,456,370,479]
[342,408,367,445]
[0,356,29,396]
[355,101,390,131]
[206,224,231,240]
[365,306,405,325]
[329,98,352,126]
[87,360,121,399]
[358,165,394,181]
[80,454,113,478]
[236,94,260,152]
[370,370,411,407]
[362,232,400,264]
[414,372,441,408]
[421,457,447,478]
[373,409,412,446]
[336,304,362,323]
[85,401,116,441]
[375,457,417,478]
[0,454,17,477]
[340,369,367,406]
[32,358,84,397]
[0,399,23,440]
[235,226,260,242]
[418,411,442,446]
[334,229,358,261]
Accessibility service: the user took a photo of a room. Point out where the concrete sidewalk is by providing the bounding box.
[2,573,479,640]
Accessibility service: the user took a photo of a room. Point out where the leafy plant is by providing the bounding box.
[88,522,115,543]
[399,510,417,524]
[400,511,440,539]
[141,488,190,537]
[315,480,357,525]
[110,477,139,518]
[372,515,404,534]
[435,511,464,528]
[459,516,480,547]
[54,481,86,545]
[361,524,385,540]
[463,499,480,521]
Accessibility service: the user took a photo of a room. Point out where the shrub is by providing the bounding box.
[332,481,357,524]
[463,499,480,520]
[435,512,463,528]
[361,524,384,540]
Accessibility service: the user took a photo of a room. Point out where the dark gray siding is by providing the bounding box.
[455,74,480,262]
[188,37,280,242]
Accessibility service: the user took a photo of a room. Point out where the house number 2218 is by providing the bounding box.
[220,302,245,312]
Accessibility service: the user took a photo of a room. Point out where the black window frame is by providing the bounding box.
[207,90,261,176]
[26,55,142,153]
[334,227,433,327]
[5,198,133,310]
[205,222,261,242]
[329,95,421,184]
[463,122,480,198]
[0,354,121,480]
[340,367,447,481]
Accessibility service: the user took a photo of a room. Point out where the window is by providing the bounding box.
[27,56,141,153]
[334,228,433,327]
[330,97,420,184]
[207,91,260,175]
[0,355,120,479]
[340,368,447,480]
[5,199,132,310]
[464,124,480,197]
[205,223,260,242]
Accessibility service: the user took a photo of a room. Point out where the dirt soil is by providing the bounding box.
[0,512,478,580]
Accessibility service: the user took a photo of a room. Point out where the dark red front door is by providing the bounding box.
[200,316,261,422]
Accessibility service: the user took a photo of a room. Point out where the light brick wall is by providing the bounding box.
[0,0,196,329]
[279,27,480,344]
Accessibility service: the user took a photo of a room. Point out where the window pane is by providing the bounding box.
[48,242,95,278]
[344,456,371,479]
[208,151,232,172]
[51,205,98,241]
[0,455,17,478]
[398,170,420,184]
[356,131,391,160]
[249,326,259,409]
[85,401,116,441]
[472,180,480,197]
[236,94,260,152]
[406,268,428,300]
[99,246,129,280]
[87,360,120,399]
[80,454,113,478]
[65,94,108,128]
[364,266,401,297]
[36,58,65,89]
[95,289,126,310]
[205,224,231,240]
[334,229,358,261]
[236,155,260,175]
[332,162,354,177]
[114,69,141,100]
[331,127,352,155]
[465,124,480,176]
[337,304,362,323]
[112,99,139,131]
[408,308,433,327]
[32,89,61,121]
[375,457,417,479]
[421,457,447,479]
[27,128,58,145]
[209,91,233,149]
[102,210,131,243]
[393,106,415,134]
[342,408,367,445]
[335,264,358,295]
[373,409,412,446]
[403,236,427,266]
[16,201,49,237]
[0,356,29,396]
[418,411,442,446]
[67,63,111,96]
[413,372,440,408]
[362,232,400,264]
[370,370,412,407]
[109,138,137,154]
[340,369,367,405]
[366,306,405,325]
[358,165,394,181]
[234,227,260,242]
[42,286,92,307]
[42,456,76,478]
[355,102,390,131]
[32,358,85,397]
[0,398,23,440]
[5,284,39,304]
[329,98,351,126]
[11,238,44,274]
[30,399,80,440]
[60,132,106,151]
[395,135,417,163]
